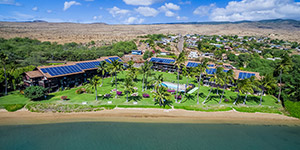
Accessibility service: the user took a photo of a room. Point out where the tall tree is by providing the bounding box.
[195,59,208,104]
[108,60,123,98]
[233,78,253,105]
[152,86,172,107]
[150,74,164,101]
[202,66,222,104]
[275,54,292,103]
[219,69,234,104]
[123,77,135,102]
[180,66,195,103]
[97,61,108,87]
[174,52,186,103]
[258,73,276,105]
[0,52,8,95]
[87,75,101,101]
[127,60,138,81]
[140,61,152,91]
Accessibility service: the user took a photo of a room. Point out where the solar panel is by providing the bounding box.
[207,64,214,67]
[149,58,175,64]
[186,62,200,67]
[40,65,83,76]
[76,61,101,70]
[109,57,122,62]
[206,68,216,75]
[105,59,111,63]
[238,72,256,79]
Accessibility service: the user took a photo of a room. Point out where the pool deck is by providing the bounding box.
[162,82,186,91]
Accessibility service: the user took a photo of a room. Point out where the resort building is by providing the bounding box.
[24,56,122,92]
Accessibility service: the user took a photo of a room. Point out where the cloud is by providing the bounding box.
[135,7,159,17]
[176,16,188,20]
[164,3,180,10]
[165,11,175,17]
[179,1,191,5]
[123,0,164,6]
[193,3,216,16]
[47,10,52,13]
[0,0,20,6]
[108,6,130,17]
[63,1,81,11]
[124,17,144,24]
[32,7,38,11]
[195,0,300,21]
[93,15,102,20]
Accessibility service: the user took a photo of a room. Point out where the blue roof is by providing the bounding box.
[150,58,175,64]
[238,72,256,79]
[40,65,82,76]
[186,62,200,67]
[76,61,101,70]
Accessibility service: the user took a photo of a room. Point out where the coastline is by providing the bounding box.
[0,108,299,126]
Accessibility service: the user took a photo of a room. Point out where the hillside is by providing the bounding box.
[0,19,299,44]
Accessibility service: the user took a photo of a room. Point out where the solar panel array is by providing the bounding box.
[238,72,256,79]
[207,64,214,67]
[105,59,111,63]
[206,68,216,74]
[186,62,200,67]
[109,57,122,62]
[40,65,82,76]
[76,61,101,70]
[150,58,175,64]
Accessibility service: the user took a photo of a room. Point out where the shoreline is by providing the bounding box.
[0,108,300,126]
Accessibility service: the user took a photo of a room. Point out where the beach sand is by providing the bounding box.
[0,108,299,126]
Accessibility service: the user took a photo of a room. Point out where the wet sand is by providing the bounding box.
[0,108,299,126]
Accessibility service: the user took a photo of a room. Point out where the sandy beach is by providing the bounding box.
[0,108,299,126]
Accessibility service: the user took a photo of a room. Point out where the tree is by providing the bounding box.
[219,69,234,104]
[140,61,152,91]
[195,59,208,104]
[24,86,47,100]
[87,75,101,101]
[108,60,123,98]
[127,60,138,81]
[258,74,276,105]
[174,52,186,103]
[275,54,292,103]
[0,52,8,95]
[233,78,253,105]
[150,74,164,102]
[123,77,135,102]
[202,66,221,104]
[97,61,108,87]
[180,66,195,103]
[152,86,172,107]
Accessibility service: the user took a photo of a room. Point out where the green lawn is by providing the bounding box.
[0,71,282,113]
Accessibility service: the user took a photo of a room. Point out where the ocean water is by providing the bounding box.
[0,122,300,150]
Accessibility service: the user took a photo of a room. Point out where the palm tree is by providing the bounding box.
[195,59,208,104]
[275,54,292,103]
[127,60,139,82]
[219,69,234,104]
[174,52,186,103]
[258,74,276,105]
[215,67,225,95]
[108,60,123,98]
[202,67,222,104]
[150,74,164,101]
[97,61,108,87]
[180,66,195,103]
[152,86,172,107]
[0,52,8,95]
[87,75,101,101]
[144,63,153,91]
[233,78,253,105]
[140,61,152,91]
[123,77,135,102]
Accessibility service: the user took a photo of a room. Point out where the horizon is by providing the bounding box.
[1,0,300,24]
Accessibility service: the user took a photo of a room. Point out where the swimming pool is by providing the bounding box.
[161,82,185,92]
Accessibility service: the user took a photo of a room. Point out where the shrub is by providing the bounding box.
[61,96,68,100]
[3,104,25,112]
[117,91,122,95]
[24,86,47,100]
[65,87,70,90]
[285,101,300,118]
[175,95,182,99]
[143,93,150,98]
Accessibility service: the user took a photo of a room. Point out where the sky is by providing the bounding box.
[0,0,300,24]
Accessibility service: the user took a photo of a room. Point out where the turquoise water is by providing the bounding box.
[161,82,184,91]
[0,122,300,150]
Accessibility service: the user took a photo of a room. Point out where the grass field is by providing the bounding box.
[0,71,282,113]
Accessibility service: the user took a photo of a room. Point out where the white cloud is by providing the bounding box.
[165,11,175,17]
[124,17,144,24]
[164,3,180,10]
[108,6,130,17]
[0,0,20,5]
[32,7,38,11]
[93,15,102,20]
[179,1,191,5]
[63,1,81,11]
[47,10,52,13]
[196,0,300,21]
[123,0,164,6]
[193,3,216,16]
[135,7,159,17]
[176,16,188,20]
